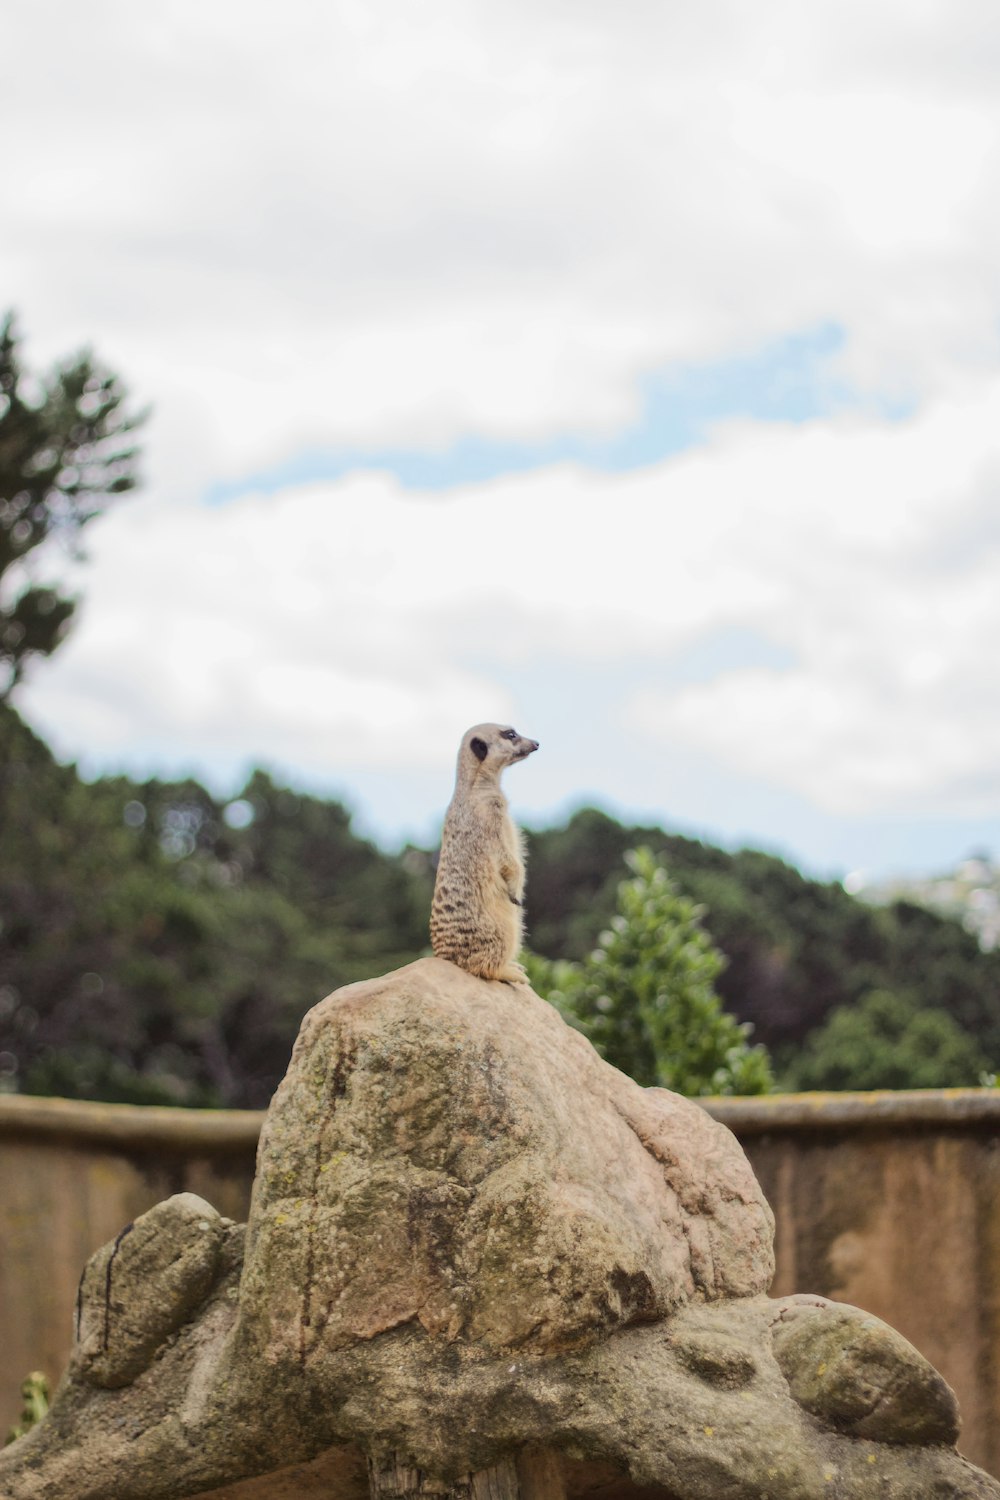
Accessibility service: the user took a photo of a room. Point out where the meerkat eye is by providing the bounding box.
[501,729,517,740]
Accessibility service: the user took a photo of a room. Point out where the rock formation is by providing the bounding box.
[0,957,997,1500]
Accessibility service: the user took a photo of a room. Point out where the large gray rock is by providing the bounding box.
[771,1297,961,1445]
[238,957,774,1367]
[73,1192,226,1389]
[1,958,997,1500]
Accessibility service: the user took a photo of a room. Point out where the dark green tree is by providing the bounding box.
[4,691,1000,1108]
[0,701,431,1108]
[527,847,773,1096]
[785,988,991,1092]
[0,314,143,695]
[525,808,1000,1066]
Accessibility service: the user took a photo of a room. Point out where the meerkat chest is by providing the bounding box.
[502,810,526,867]
[445,792,519,864]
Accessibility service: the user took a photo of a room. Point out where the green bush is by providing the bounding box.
[5,1371,49,1445]
[786,988,991,1092]
[526,847,773,1096]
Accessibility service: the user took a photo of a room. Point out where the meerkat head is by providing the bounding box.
[458,723,539,780]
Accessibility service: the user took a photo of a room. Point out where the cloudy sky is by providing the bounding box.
[5,0,1000,880]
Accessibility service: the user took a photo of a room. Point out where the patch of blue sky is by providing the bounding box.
[440,635,803,839]
[649,625,796,686]
[206,321,909,504]
[68,640,999,880]
[442,644,999,883]
[337,734,1000,886]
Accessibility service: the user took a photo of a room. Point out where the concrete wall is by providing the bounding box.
[3,1090,999,1475]
[0,1094,259,1432]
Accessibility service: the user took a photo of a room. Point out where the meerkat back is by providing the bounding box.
[430,723,539,984]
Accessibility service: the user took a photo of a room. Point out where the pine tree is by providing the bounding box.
[0,313,143,694]
[526,846,773,1095]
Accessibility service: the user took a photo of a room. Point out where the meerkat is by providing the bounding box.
[430,723,539,984]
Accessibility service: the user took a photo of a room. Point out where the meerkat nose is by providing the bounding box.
[530,740,540,751]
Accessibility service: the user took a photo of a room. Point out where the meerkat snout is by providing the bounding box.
[430,723,539,985]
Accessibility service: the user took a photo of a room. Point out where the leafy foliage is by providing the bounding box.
[2,701,998,1105]
[525,808,1000,1075]
[0,314,142,694]
[785,989,991,1092]
[4,1372,49,1446]
[0,703,431,1107]
[527,847,773,1095]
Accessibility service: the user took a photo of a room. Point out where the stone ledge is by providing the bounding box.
[4,1085,1000,1151]
[0,1092,262,1150]
[703,1087,1000,1134]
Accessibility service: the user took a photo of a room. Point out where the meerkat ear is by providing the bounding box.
[470,736,489,762]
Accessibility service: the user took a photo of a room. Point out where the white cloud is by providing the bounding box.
[3,0,1000,484]
[18,377,1000,820]
[626,389,1000,816]
[6,0,1000,857]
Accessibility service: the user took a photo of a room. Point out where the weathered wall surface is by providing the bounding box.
[0,1095,259,1431]
[711,1091,1000,1478]
[2,1090,999,1475]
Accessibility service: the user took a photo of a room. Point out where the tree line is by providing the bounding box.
[2,697,998,1107]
